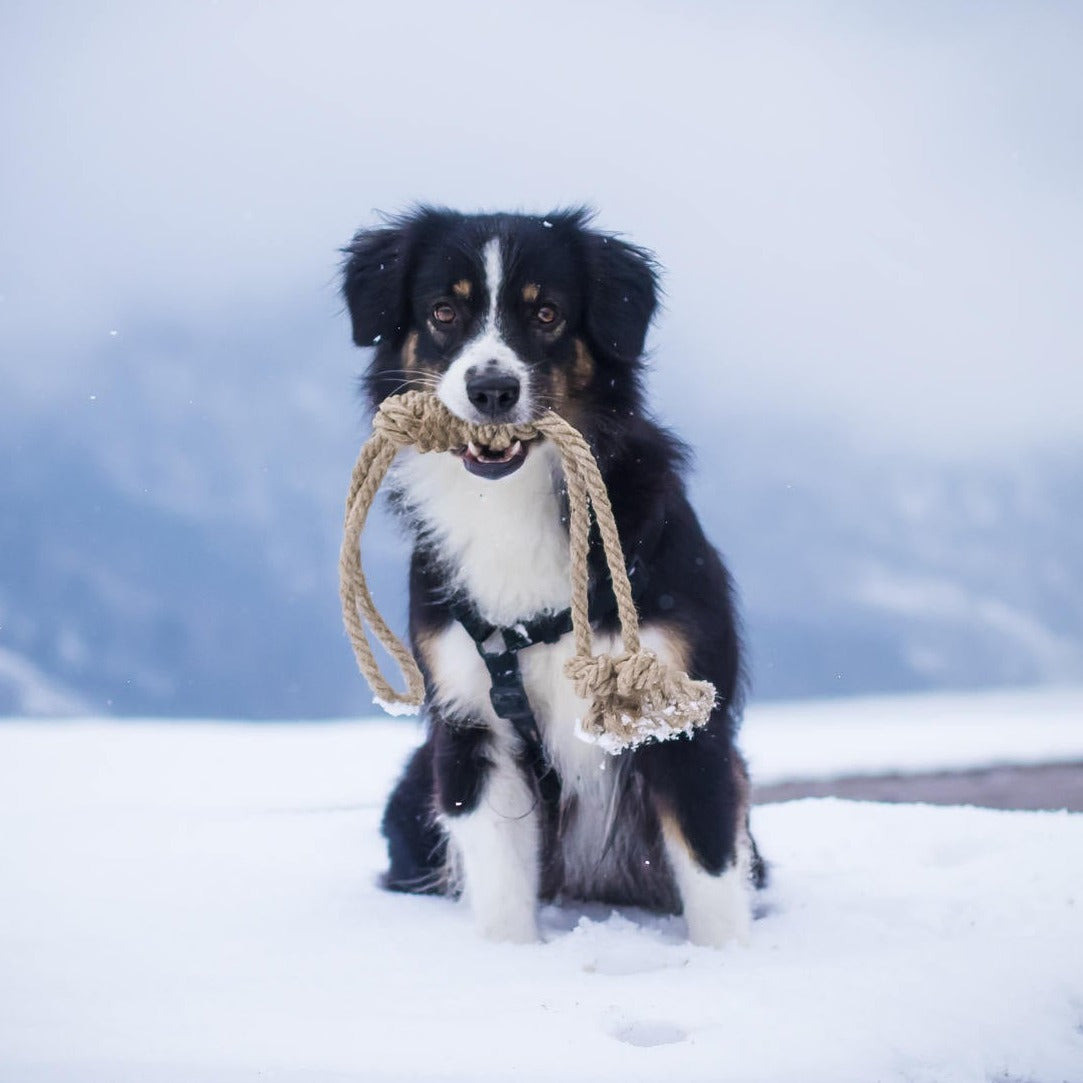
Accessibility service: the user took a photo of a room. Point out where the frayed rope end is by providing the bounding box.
[565,650,716,753]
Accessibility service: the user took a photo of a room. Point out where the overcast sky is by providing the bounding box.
[3,1,1081,457]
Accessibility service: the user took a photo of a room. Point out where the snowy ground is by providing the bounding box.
[2,688,1082,1082]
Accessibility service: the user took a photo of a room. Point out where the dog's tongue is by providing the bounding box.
[458,438,529,479]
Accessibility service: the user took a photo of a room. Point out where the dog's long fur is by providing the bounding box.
[342,207,764,945]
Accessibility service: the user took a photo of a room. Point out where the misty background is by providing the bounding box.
[1,2,1080,718]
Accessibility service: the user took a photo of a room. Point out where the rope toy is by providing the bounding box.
[338,390,716,751]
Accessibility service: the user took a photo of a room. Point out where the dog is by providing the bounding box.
[341,207,764,946]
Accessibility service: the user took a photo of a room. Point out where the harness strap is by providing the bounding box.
[448,598,570,779]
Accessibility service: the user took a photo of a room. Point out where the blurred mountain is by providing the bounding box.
[1,314,1080,717]
[0,309,407,718]
[692,433,1083,700]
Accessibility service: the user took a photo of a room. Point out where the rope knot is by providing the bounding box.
[564,650,716,752]
[372,390,465,453]
[372,390,542,454]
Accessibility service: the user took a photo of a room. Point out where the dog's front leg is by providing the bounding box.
[434,719,540,943]
[661,816,752,949]
[639,725,753,949]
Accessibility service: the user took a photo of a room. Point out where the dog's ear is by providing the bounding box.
[580,228,659,363]
[341,222,413,348]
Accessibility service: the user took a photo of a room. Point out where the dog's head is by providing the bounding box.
[342,207,658,478]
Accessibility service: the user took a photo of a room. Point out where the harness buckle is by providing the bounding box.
[489,683,533,721]
[478,629,508,657]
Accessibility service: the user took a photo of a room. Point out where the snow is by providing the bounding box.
[371,695,421,718]
[2,689,1082,1082]
[745,685,1083,782]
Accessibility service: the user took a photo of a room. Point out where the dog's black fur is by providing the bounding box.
[342,207,763,934]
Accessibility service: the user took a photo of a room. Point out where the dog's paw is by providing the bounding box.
[463,869,539,943]
[686,913,750,949]
[476,909,539,944]
[683,886,752,949]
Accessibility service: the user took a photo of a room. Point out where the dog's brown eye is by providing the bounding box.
[432,303,456,324]
[536,304,558,326]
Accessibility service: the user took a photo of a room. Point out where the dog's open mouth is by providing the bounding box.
[453,438,532,480]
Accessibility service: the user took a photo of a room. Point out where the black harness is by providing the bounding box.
[449,598,573,777]
[448,527,658,785]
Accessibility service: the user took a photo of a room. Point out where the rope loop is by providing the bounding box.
[339,391,717,749]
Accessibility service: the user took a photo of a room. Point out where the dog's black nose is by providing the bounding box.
[466,371,520,419]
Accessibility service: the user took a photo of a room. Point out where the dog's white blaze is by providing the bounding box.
[482,237,502,327]
[393,440,570,626]
[440,728,541,944]
[437,236,533,424]
[663,824,752,949]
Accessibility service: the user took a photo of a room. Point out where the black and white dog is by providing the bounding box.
[342,208,764,946]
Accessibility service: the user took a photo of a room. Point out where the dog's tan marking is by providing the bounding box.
[401,330,419,371]
[414,625,436,673]
[521,283,540,303]
[657,810,694,858]
[572,338,595,390]
[452,279,472,299]
[402,330,445,387]
[548,366,570,411]
[539,340,597,429]
[646,620,692,676]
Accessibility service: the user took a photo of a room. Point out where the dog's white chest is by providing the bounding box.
[393,442,570,626]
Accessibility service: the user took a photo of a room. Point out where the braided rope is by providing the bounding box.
[339,390,716,750]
